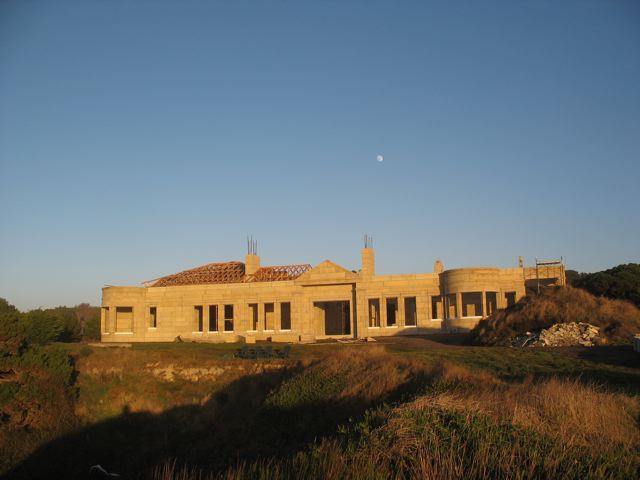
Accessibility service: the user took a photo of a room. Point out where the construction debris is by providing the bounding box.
[337,337,377,344]
[87,343,131,348]
[512,322,601,347]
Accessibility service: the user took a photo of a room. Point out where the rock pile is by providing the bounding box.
[512,322,601,347]
[538,322,600,347]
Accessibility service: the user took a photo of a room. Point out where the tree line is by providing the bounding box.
[566,263,640,308]
[0,297,100,349]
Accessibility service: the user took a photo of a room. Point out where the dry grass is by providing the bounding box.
[318,345,429,400]
[5,345,639,479]
[73,346,289,421]
[152,350,640,480]
[471,286,640,346]
[411,373,640,451]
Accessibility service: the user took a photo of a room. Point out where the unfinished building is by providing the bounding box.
[101,240,565,343]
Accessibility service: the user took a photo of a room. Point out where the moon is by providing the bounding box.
[376,154,384,162]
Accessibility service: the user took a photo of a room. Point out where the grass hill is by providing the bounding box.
[470,286,640,347]
[2,340,639,479]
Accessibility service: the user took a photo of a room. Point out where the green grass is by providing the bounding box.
[384,342,640,392]
[51,338,640,393]
[265,367,347,409]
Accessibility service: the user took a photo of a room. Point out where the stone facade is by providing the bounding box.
[101,248,565,343]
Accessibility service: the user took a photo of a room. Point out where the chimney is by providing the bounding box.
[245,254,260,276]
[245,236,260,276]
[434,259,444,274]
[361,235,375,277]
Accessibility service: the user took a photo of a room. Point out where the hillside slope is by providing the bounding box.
[6,346,639,480]
[470,286,640,346]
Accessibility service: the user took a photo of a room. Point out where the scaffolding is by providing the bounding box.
[534,258,566,293]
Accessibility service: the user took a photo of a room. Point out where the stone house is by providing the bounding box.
[101,244,564,343]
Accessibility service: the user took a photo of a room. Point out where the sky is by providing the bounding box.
[1,0,639,310]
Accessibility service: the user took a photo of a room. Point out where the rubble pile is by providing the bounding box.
[512,322,601,347]
[538,322,600,347]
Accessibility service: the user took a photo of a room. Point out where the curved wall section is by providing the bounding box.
[441,268,502,294]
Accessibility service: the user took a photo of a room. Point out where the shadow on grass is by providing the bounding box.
[374,333,471,348]
[382,338,640,395]
[573,345,640,369]
[5,360,431,480]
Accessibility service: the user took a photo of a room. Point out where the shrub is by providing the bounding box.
[79,345,93,357]
[0,382,19,407]
[18,347,76,386]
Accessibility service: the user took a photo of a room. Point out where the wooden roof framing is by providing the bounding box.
[146,261,312,287]
[250,264,312,282]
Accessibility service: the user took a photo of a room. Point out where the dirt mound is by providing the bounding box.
[470,286,640,346]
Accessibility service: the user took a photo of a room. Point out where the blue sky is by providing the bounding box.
[1,0,639,310]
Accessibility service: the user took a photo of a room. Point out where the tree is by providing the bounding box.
[82,309,101,341]
[23,309,64,345]
[572,263,640,308]
[0,312,26,356]
[0,298,18,315]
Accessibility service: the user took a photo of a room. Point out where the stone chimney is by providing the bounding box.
[245,253,260,276]
[361,235,375,277]
[245,236,260,276]
[434,259,444,274]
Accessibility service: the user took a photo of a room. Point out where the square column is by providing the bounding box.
[275,302,281,331]
[482,290,487,318]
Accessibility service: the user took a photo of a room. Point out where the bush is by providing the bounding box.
[19,347,76,386]
[79,345,93,357]
[0,343,78,474]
